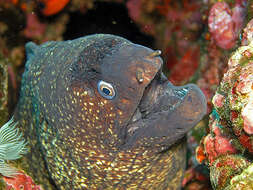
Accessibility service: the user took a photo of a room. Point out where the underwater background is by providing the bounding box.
[0,0,253,189]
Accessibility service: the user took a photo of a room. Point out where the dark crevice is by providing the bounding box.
[63,1,154,49]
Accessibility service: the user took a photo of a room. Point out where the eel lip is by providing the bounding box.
[126,71,207,145]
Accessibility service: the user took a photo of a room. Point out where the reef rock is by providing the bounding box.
[197,19,253,190]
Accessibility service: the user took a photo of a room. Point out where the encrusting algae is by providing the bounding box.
[13,34,207,189]
[196,18,253,190]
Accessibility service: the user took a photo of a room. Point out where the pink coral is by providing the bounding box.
[236,74,253,94]
[168,45,200,84]
[203,116,237,165]
[23,13,46,40]
[232,0,247,34]
[3,171,43,190]
[242,100,253,135]
[197,19,253,188]
[242,19,253,46]
[126,0,142,21]
[229,62,253,139]
[208,2,236,49]
[212,93,225,108]
[208,1,246,50]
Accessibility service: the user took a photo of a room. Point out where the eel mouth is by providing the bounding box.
[128,70,189,129]
[126,69,207,146]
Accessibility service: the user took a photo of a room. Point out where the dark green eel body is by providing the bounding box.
[14,34,206,189]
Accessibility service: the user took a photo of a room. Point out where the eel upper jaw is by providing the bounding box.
[126,70,187,133]
[125,71,207,149]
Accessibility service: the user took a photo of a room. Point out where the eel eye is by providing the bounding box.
[97,80,116,99]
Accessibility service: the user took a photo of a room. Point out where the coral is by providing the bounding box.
[216,40,253,153]
[242,18,253,46]
[3,171,43,190]
[229,163,253,189]
[4,0,95,16]
[197,18,253,189]
[208,1,246,50]
[196,41,228,113]
[126,0,142,22]
[168,45,200,84]
[3,0,70,16]
[38,0,70,16]
[126,0,204,84]
[200,112,237,165]
[22,12,69,43]
[210,155,249,190]
[182,167,210,189]
[23,13,46,40]
[208,2,237,50]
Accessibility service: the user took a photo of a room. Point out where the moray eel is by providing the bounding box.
[14,34,206,189]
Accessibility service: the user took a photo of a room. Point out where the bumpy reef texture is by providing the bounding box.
[197,19,253,190]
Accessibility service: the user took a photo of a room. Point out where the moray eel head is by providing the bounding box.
[17,34,206,189]
[68,38,206,151]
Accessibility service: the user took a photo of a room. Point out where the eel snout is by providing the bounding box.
[125,72,207,151]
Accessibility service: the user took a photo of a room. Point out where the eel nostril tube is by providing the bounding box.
[136,67,144,83]
[146,50,162,58]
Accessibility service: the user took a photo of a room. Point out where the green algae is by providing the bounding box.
[228,163,253,189]
[210,155,250,190]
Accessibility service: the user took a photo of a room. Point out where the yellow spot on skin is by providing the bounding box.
[89,102,94,106]
[96,160,103,165]
[81,183,88,188]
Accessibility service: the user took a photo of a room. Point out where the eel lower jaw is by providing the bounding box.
[126,74,207,141]
[127,72,189,134]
